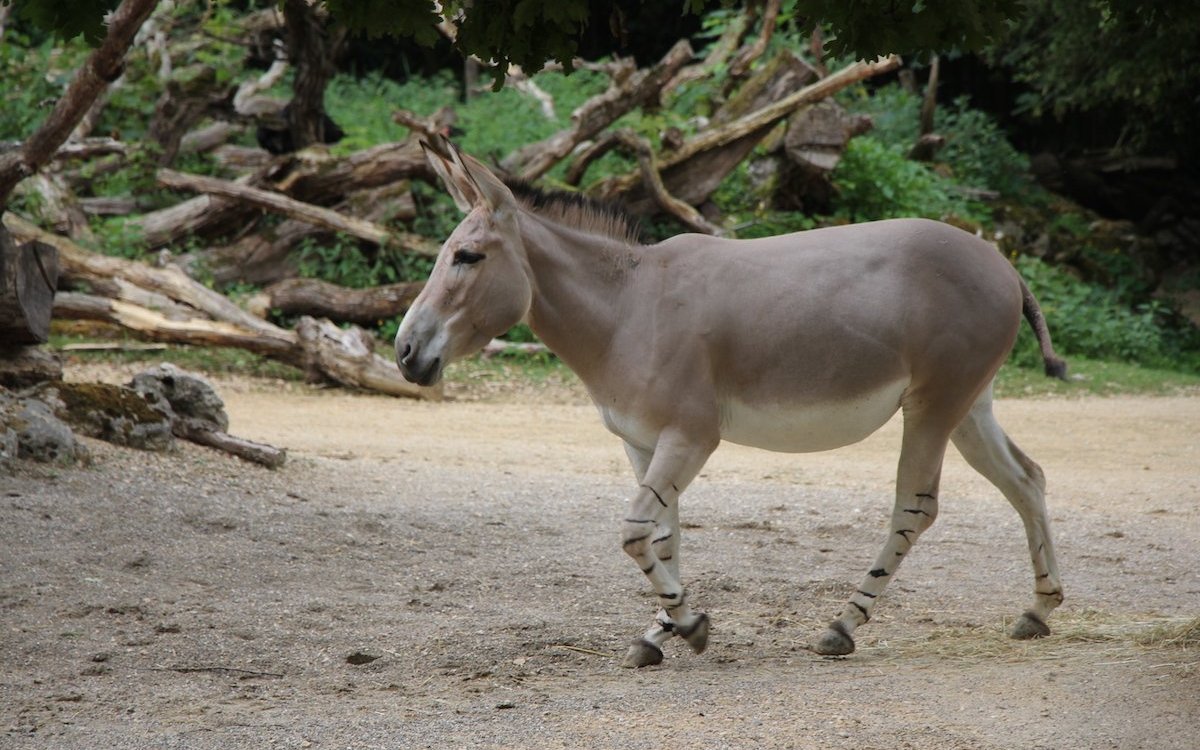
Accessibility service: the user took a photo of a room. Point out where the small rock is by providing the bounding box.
[0,392,89,465]
[28,382,172,451]
[131,364,229,433]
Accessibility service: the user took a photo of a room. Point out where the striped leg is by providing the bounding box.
[619,436,714,668]
[950,385,1063,639]
[813,411,952,655]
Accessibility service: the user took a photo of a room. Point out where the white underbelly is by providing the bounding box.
[719,380,907,453]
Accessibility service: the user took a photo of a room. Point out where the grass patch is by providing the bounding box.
[995,358,1200,398]
[50,328,301,382]
[865,610,1200,666]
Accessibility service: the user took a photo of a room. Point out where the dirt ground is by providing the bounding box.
[2,366,1198,749]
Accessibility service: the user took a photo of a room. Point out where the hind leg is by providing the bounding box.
[813,409,952,655]
[951,383,1063,639]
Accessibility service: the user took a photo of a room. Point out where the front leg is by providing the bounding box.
[619,434,715,668]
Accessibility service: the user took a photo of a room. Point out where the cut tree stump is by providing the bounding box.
[775,99,874,213]
[1,228,59,345]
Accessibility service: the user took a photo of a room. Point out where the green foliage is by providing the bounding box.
[329,0,590,87]
[12,0,119,43]
[295,234,433,289]
[841,84,1030,197]
[995,355,1200,398]
[934,97,1030,197]
[991,0,1200,155]
[0,34,88,140]
[1010,256,1200,373]
[829,136,982,223]
[791,0,1023,59]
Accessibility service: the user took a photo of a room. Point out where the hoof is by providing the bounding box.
[1011,611,1051,640]
[812,623,855,656]
[678,613,710,654]
[621,639,664,668]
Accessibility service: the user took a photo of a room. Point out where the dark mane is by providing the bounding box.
[505,179,643,245]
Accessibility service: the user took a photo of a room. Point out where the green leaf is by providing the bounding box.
[15,0,121,44]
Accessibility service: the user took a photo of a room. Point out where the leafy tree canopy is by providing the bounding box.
[14,0,1022,65]
[791,0,1023,59]
[9,0,122,44]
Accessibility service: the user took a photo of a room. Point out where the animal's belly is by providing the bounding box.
[719,380,907,453]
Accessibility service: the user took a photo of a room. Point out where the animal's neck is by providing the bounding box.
[517,211,640,381]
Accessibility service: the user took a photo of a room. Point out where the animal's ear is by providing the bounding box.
[455,151,517,216]
[421,135,516,216]
[421,135,479,213]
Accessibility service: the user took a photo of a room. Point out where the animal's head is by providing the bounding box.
[395,137,532,386]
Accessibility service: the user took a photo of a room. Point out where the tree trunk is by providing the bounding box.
[909,54,943,162]
[0,0,160,206]
[0,229,59,345]
[282,0,341,150]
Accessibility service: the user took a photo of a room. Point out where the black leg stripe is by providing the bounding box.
[641,562,656,574]
[641,484,667,507]
[856,590,876,598]
[652,533,673,544]
[851,601,869,621]
[869,568,889,578]
[623,533,651,548]
[624,518,656,524]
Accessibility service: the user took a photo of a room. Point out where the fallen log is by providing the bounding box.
[729,0,782,78]
[53,292,296,358]
[500,40,694,181]
[245,277,424,326]
[54,292,439,400]
[176,423,286,468]
[7,212,276,336]
[157,167,397,247]
[610,130,723,235]
[273,139,438,205]
[8,214,439,399]
[129,191,244,248]
[592,56,900,208]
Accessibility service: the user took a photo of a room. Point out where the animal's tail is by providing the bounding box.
[1019,277,1069,380]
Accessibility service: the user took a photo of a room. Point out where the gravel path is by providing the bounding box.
[2,380,1197,749]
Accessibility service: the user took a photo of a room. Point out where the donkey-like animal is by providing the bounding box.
[397,137,1066,667]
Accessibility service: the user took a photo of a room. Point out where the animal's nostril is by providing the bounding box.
[400,343,413,363]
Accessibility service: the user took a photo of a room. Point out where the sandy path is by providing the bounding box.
[2,386,1197,749]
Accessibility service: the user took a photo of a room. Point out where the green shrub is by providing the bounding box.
[842,84,1030,198]
[1011,255,1200,372]
[829,136,983,223]
[935,97,1031,197]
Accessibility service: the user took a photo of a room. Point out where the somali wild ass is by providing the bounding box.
[396,137,1066,667]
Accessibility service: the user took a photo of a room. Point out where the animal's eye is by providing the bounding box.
[452,249,485,266]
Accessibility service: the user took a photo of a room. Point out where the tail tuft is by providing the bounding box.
[1019,277,1069,382]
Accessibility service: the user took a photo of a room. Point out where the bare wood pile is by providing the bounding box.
[5,214,440,401]
[0,0,910,401]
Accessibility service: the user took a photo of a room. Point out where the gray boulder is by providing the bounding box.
[130,363,229,434]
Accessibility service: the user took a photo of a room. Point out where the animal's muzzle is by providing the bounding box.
[396,341,442,386]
